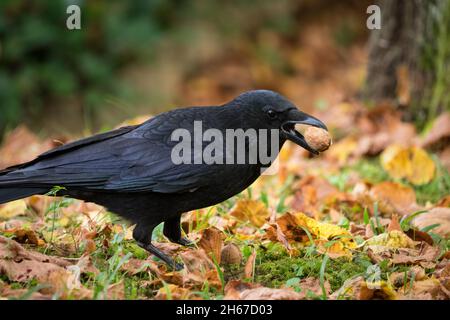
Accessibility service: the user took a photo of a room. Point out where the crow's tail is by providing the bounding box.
[0,187,47,204]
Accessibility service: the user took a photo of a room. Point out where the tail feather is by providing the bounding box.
[0,187,47,204]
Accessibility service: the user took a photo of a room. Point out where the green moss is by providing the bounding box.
[254,243,373,291]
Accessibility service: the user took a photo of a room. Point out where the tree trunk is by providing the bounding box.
[365,0,450,125]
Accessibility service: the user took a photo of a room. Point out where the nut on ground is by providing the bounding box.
[220,243,242,265]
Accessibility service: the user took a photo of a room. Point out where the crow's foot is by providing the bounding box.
[137,241,183,271]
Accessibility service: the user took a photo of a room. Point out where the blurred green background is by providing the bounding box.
[5,0,450,137]
[0,0,379,138]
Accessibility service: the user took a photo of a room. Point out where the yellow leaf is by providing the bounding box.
[327,136,357,164]
[381,145,435,185]
[365,230,416,251]
[267,212,357,257]
[0,200,27,220]
[229,199,269,228]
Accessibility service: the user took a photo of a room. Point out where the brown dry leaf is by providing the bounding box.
[420,112,450,149]
[0,200,28,220]
[244,250,256,279]
[239,287,305,300]
[355,104,416,154]
[155,284,192,300]
[180,249,222,289]
[224,280,304,300]
[387,214,402,232]
[397,278,449,300]
[44,268,93,299]
[389,266,426,287]
[0,235,71,283]
[224,280,260,299]
[405,228,434,245]
[436,195,450,208]
[198,227,223,264]
[145,260,184,287]
[0,236,94,299]
[0,126,59,169]
[391,243,441,266]
[208,215,236,232]
[290,176,340,219]
[331,276,397,300]
[121,258,153,275]
[326,136,358,165]
[0,286,53,300]
[413,207,450,238]
[381,145,436,185]
[366,181,421,216]
[84,239,96,254]
[294,277,331,297]
[229,199,269,227]
[12,229,45,246]
[265,212,307,250]
[105,281,126,300]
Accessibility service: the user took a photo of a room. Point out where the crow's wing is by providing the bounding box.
[0,108,226,193]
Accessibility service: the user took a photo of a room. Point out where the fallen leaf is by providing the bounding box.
[405,228,434,245]
[294,277,331,297]
[391,243,440,266]
[381,145,435,185]
[0,236,71,283]
[266,212,356,257]
[436,195,450,208]
[389,266,426,287]
[365,230,417,252]
[0,236,93,298]
[244,250,256,279]
[0,126,59,169]
[326,136,358,165]
[198,227,223,264]
[121,258,153,275]
[331,276,397,300]
[229,199,270,227]
[413,207,450,238]
[180,249,222,289]
[387,214,402,232]
[397,278,449,300]
[368,182,421,216]
[291,175,340,219]
[155,284,192,300]
[0,286,52,300]
[12,229,45,246]
[420,112,450,149]
[224,280,304,300]
[0,200,28,220]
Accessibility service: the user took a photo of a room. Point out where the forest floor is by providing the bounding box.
[0,101,449,300]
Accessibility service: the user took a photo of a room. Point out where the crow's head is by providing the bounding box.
[230,90,328,155]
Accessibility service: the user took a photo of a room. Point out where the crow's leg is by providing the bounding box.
[133,223,183,270]
[163,215,193,246]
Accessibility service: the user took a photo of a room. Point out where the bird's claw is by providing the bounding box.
[137,241,183,271]
[175,237,194,247]
[174,262,184,271]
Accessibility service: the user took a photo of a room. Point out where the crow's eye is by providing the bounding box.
[266,109,277,119]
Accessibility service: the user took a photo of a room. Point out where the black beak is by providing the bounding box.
[281,109,328,155]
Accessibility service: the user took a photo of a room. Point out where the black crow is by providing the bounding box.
[0,90,327,269]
